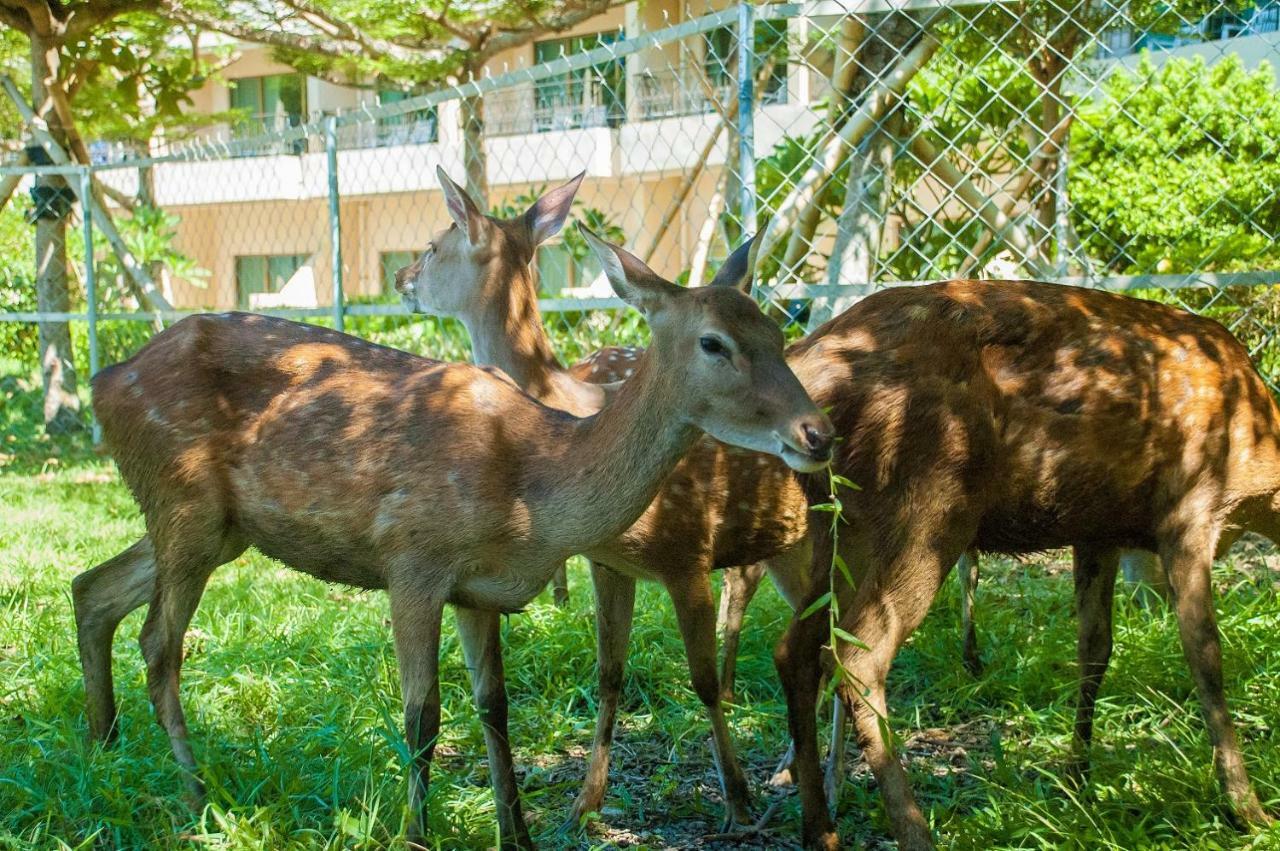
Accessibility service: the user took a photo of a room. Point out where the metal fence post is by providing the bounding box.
[80,166,100,443]
[736,1,757,238]
[325,115,345,333]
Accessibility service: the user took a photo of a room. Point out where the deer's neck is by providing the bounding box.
[463,270,607,417]
[524,349,698,552]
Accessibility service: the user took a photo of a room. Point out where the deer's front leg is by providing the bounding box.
[671,570,754,829]
[567,562,636,830]
[550,562,570,608]
[716,562,767,704]
[957,550,982,675]
[389,589,445,849]
[457,606,534,850]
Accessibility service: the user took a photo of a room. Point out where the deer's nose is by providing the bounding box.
[394,259,423,295]
[796,415,834,461]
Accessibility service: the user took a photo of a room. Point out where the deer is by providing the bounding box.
[69,219,834,850]
[769,278,1280,850]
[393,168,825,830]
[395,171,1175,829]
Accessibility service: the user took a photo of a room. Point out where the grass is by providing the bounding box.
[3,359,1280,850]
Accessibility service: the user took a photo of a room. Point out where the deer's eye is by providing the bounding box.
[700,336,729,358]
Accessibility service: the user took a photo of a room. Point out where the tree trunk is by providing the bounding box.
[811,113,898,330]
[461,61,488,208]
[688,171,728,288]
[757,32,936,265]
[1031,55,1066,262]
[30,33,81,434]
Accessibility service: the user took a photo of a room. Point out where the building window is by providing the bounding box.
[376,87,438,146]
[236,254,310,308]
[705,22,789,104]
[380,251,417,294]
[536,243,601,294]
[229,74,307,154]
[533,31,626,132]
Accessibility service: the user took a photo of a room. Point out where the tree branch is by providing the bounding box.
[63,0,160,37]
[159,0,448,65]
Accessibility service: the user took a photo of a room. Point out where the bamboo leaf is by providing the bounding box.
[800,591,832,619]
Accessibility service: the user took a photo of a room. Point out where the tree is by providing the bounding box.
[1071,54,1280,275]
[0,0,237,431]
[0,1,156,432]
[162,0,620,205]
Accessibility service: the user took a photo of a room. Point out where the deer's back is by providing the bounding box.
[93,313,570,597]
[790,280,1280,553]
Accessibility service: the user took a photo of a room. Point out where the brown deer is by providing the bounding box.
[396,171,1169,828]
[771,279,1280,850]
[394,168,825,830]
[403,174,1177,831]
[70,223,833,850]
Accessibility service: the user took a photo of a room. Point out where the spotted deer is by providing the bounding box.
[400,175,1175,831]
[394,168,827,830]
[70,225,833,850]
[773,279,1280,850]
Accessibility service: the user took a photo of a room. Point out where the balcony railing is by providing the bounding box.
[1099,1,1280,58]
[484,79,625,137]
[631,68,786,122]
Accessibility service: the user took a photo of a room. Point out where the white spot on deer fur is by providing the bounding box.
[373,488,411,539]
[124,370,138,384]
[624,368,634,378]
[470,380,501,413]
[146,408,168,426]
[757,457,770,467]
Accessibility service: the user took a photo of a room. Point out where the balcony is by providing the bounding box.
[1099,0,1280,58]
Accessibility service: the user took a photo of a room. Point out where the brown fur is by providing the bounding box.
[71,227,831,850]
[776,279,1280,849]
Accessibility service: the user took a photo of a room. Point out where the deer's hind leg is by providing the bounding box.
[456,606,533,850]
[72,535,156,743]
[138,519,243,805]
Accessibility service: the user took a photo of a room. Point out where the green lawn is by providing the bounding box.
[3,363,1280,850]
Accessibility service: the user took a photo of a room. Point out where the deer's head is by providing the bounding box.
[395,167,582,318]
[580,225,834,473]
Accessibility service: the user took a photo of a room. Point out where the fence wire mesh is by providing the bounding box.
[3,0,1280,431]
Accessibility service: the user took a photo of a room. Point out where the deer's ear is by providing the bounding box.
[525,170,585,245]
[578,223,679,316]
[707,233,757,294]
[437,165,488,246]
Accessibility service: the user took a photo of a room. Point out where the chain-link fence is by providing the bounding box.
[3,0,1280,435]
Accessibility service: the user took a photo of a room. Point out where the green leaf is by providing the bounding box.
[833,554,854,587]
[800,591,832,619]
[822,665,845,702]
[831,627,870,651]
[830,473,861,491]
